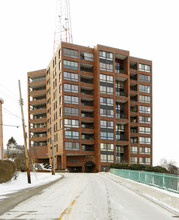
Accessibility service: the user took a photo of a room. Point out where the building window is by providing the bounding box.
[99,51,113,72]
[139,74,151,83]
[64,71,78,81]
[139,147,151,155]
[130,146,138,154]
[139,85,151,93]
[100,132,114,140]
[65,142,79,150]
[100,85,113,95]
[130,156,138,164]
[64,95,79,104]
[139,116,151,124]
[100,74,113,83]
[64,83,78,93]
[131,137,138,143]
[63,48,78,58]
[139,95,151,103]
[63,60,78,70]
[139,64,151,73]
[80,51,94,61]
[100,143,114,151]
[139,157,151,165]
[139,137,151,144]
[116,124,125,141]
[139,106,151,114]
[139,126,151,134]
[99,51,113,60]
[100,120,114,129]
[100,108,114,118]
[116,81,125,96]
[100,143,114,163]
[65,131,79,139]
[64,119,79,128]
[64,107,79,116]
[100,97,113,106]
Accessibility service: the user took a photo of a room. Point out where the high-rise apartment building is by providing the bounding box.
[28,42,152,172]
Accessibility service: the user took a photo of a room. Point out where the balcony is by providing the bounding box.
[30,104,46,115]
[80,63,93,73]
[116,113,128,119]
[29,76,46,88]
[115,90,127,98]
[130,61,137,71]
[81,134,94,140]
[116,133,128,141]
[130,73,137,81]
[82,144,94,151]
[130,94,137,103]
[116,156,127,164]
[130,126,138,134]
[130,85,137,92]
[130,116,137,123]
[130,105,138,113]
[81,123,94,129]
[30,98,46,106]
[81,89,93,95]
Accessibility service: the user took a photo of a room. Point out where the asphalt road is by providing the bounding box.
[0,173,176,220]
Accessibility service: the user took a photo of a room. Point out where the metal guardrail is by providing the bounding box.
[110,168,179,193]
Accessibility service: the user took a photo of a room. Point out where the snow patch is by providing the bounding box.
[0,172,62,199]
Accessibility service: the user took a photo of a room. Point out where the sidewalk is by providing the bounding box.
[103,172,179,215]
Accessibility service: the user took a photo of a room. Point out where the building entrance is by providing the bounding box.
[84,161,95,173]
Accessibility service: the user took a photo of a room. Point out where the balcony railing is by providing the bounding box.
[81,90,93,95]
[116,113,128,119]
[81,78,93,84]
[81,112,94,118]
[81,124,94,129]
[30,77,46,83]
[81,101,93,106]
[32,87,46,92]
[116,134,127,141]
[81,135,94,140]
[116,91,127,97]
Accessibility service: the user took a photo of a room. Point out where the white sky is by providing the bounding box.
[0,0,178,166]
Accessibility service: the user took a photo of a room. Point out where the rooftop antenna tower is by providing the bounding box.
[53,0,73,54]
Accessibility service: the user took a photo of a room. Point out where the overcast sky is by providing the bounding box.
[0,0,178,166]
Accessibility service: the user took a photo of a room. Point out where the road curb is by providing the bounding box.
[0,175,64,216]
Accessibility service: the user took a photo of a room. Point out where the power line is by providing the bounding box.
[0,124,19,128]
[2,107,21,119]
[0,83,19,100]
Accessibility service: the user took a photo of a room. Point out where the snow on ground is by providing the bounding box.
[0,172,62,199]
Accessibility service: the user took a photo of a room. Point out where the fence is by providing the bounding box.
[110,168,179,193]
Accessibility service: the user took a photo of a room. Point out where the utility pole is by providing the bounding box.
[52,122,55,175]
[0,98,4,160]
[18,80,31,184]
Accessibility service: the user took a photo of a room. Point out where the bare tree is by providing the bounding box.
[159,158,179,175]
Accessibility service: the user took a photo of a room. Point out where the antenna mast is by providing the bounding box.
[53,0,73,54]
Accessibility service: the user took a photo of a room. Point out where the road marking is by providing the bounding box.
[58,208,67,220]
[57,175,82,220]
